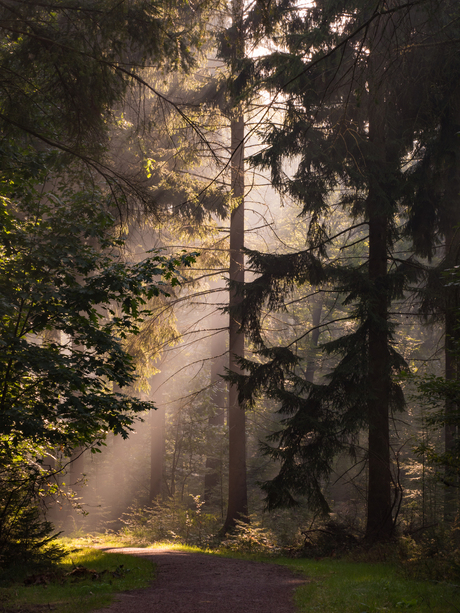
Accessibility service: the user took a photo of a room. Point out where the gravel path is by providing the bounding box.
[93,547,306,613]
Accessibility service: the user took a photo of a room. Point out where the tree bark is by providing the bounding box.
[365,86,394,541]
[148,369,168,501]
[444,315,458,520]
[64,447,85,529]
[222,0,248,532]
[222,111,248,531]
[366,211,393,540]
[443,130,460,519]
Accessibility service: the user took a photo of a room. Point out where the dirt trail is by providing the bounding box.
[94,547,306,613]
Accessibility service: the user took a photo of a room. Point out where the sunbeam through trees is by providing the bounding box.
[1,0,460,574]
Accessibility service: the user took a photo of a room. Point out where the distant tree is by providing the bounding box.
[401,1,460,518]
[204,332,227,507]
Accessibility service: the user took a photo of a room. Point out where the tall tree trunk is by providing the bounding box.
[366,211,393,540]
[149,369,168,501]
[365,91,394,541]
[64,447,85,529]
[444,309,458,520]
[110,433,126,519]
[107,383,129,520]
[222,0,248,533]
[223,112,247,531]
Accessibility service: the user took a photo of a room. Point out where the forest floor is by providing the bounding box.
[92,547,306,613]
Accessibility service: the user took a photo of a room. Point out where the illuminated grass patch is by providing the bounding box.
[0,547,155,613]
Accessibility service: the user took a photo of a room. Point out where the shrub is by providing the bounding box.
[221,517,278,554]
[118,495,221,547]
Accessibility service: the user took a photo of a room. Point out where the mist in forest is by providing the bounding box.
[50,127,446,539]
[50,63,447,543]
[5,0,460,587]
[53,134,302,534]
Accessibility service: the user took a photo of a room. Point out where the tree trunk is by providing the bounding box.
[222,0,248,532]
[110,434,127,519]
[366,212,393,541]
[222,111,248,531]
[148,369,168,501]
[443,125,460,519]
[305,294,323,384]
[64,447,85,530]
[365,90,394,541]
[444,316,458,520]
[150,405,166,501]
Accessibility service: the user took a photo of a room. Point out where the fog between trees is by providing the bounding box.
[0,0,459,560]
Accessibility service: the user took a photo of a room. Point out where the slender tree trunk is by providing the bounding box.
[110,433,127,519]
[149,369,168,501]
[150,405,166,501]
[444,327,458,520]
[169,405,185,498]
[64,447,85,529]
[107,383,129,520]
[441,93,460,521]
[443,188,460,520]
[222,0,248,532]
[223,112,248,531]
[305,295,323,384]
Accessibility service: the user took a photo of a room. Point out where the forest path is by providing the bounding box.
[93,547,306,613]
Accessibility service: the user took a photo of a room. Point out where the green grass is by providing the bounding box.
[2,539,460,613]
[0,547,156,613]
[169,546,460,613]
[61,534,205,553]
[269,557,460,613]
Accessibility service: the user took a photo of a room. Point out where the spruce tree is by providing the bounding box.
[226,0,447,540]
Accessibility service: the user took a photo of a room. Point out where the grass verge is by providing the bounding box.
[300,559,457,612]
[259,556,460,613]
[2,539,460,613]
[0,547,155,613]
[172,546,460,613]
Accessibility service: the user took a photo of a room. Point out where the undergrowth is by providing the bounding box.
[0,547,155,613]
[6,493,455,613]
[4,527,460,613]
[116,494,221,548]
[101,497,460,584]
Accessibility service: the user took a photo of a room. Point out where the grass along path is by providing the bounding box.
[0,547,156,613]
[272,557,460,613]
[1,542,459,613]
